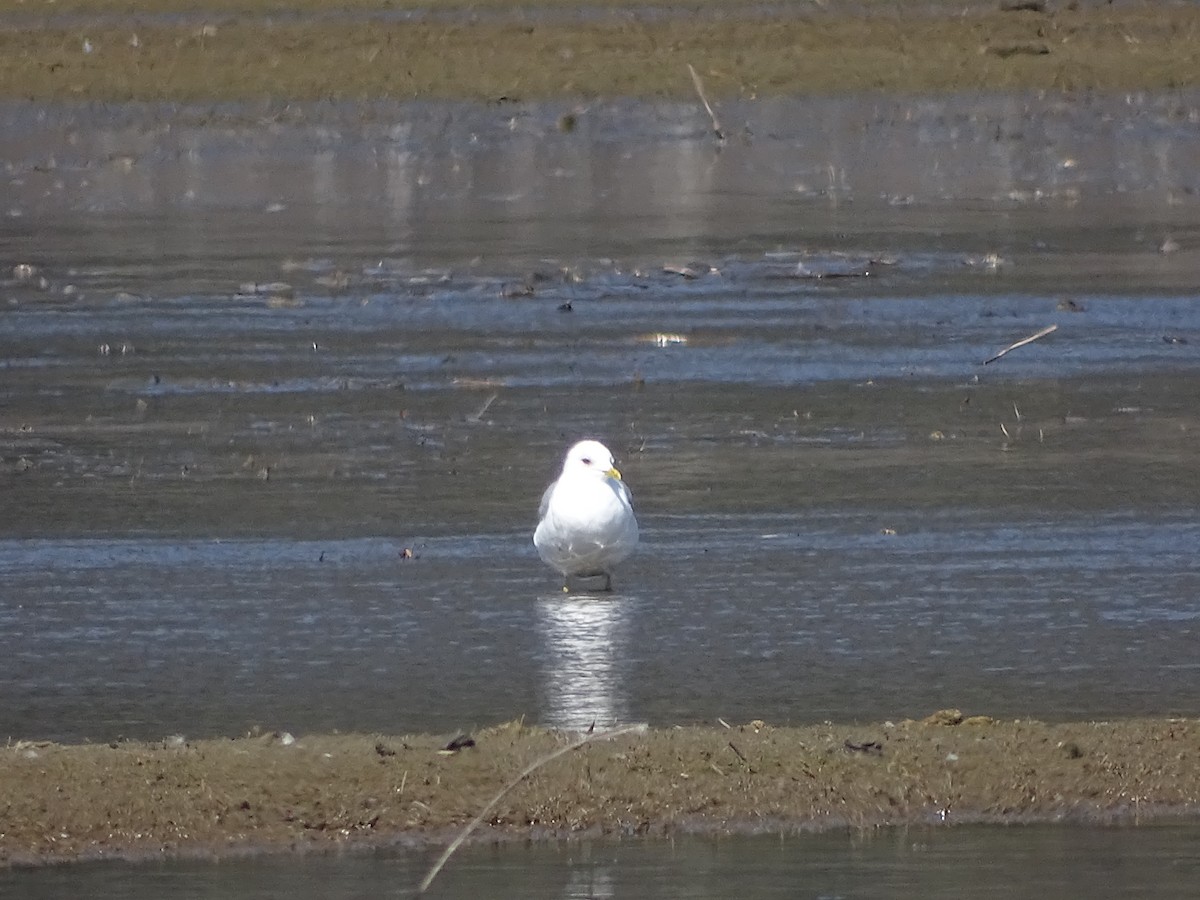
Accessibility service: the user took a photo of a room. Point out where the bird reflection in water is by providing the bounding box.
[535,595,631,732]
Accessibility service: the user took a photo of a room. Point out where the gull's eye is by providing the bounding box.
[581,457,592,465]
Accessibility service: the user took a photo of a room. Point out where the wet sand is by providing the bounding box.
[4,714,1200,867]
[3,0,1200,101]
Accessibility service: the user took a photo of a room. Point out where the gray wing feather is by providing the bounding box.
[537,479,557,522]
[618,479,634,510]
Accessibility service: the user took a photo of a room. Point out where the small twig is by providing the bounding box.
[982,324,1057,365]
[687,63,725,141]
[415,724,644,896]
[465,392,498,423]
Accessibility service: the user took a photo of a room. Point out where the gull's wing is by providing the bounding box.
[537,479,557,522]
[617,479,634,510]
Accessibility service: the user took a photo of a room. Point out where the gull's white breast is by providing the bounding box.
[534,473,638,577]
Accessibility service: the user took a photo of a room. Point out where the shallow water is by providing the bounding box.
[4,823,1200,898]
[2,509,1198,740]
[3,86,1200,891]
[4,92,1200,744]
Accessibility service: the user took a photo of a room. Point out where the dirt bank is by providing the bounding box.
[2,0,1200,102]
[3,713,1199,867]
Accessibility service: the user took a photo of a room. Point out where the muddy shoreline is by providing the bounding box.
[3,0,1200,101]
[4,714,1199,868]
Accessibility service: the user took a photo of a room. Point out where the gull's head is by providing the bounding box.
[562,439,621,481]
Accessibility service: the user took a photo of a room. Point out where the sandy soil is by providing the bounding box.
[2,0,1200,101]
[3,713,1199,867]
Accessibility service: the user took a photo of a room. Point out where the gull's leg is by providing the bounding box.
[602,573,613,592]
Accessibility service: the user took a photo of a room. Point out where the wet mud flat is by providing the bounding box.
[3,0,1200,102]
[3,715,1199,868]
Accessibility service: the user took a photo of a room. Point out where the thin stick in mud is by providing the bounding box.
[687,63,725,141]
[982,324,1058,365]
[415,723,645,896]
